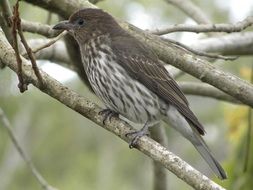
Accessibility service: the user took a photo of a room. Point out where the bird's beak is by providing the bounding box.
[53,21,73,30]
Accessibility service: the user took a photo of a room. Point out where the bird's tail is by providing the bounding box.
[164,106,227,179]
[191,131,227,179]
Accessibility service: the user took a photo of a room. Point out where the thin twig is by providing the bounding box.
[27,39,71,66]
[30,31,67,55]
[244,63,253,172]
[0,108,58,190]
[14,1,44,89]
[164,38,238,61]
[151,16,253,35]
[17,30,44,88]
[0,106,32,190]
[11,2,27,93]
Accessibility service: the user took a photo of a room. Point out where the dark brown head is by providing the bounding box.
[53,8,124,42]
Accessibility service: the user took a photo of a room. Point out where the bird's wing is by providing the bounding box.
[111,35,205,135]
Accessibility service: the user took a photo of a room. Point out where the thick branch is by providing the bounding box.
[0,29,225,190]
[191,32,253,55]
[21,19,60,38]
[164,38,237,61]
[25,0,210,25]
[23,0,96,19]
[179,82,240,104]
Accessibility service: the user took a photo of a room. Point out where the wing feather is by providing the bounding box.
[111,35,205,135]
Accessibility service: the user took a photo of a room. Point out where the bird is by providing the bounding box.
[53,8,227,179]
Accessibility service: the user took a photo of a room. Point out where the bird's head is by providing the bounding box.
[53,8,123,42]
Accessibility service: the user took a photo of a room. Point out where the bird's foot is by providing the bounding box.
[125,123,150,149]
[99,108,119,125]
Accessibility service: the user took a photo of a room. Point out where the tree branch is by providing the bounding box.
[151,16,253,35]
[0,0,12,22]
[11,2,27,92]
[163,0,211,24]
[191,32,253,56]
[27,39,71,65]
[150,125,168,190]
[179,82,240,104]
[163,38,237,61]
[0,108,58,190]
[0,0,13,43]
[244,63,253,172]
[0,108,31,190]
[89,0,105,4]
[14,1,44,89]
[21,19,60,38]
[0,28,225,190]
[29,31,67,55]
[23,0,96,19]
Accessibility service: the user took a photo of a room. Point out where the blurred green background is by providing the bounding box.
[0,0,253,189]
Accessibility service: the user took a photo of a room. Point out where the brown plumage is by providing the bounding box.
[53,8,226,179]
[111,35,205,135]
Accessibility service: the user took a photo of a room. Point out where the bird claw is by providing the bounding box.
[99,108,119,125]
[125,128,150,149]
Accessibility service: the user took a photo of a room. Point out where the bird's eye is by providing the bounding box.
[77,19,85,26]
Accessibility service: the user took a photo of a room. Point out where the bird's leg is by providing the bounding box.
[99,108,119,125]
[125,121,150,149]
